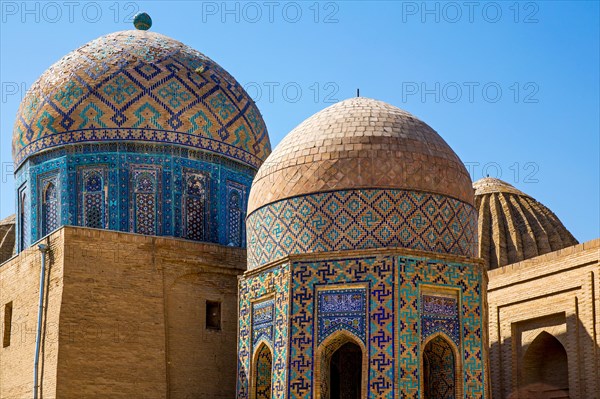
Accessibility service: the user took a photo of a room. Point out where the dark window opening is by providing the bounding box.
[206,300,221,330]
[330,342,362,399]
[3,302,13,348]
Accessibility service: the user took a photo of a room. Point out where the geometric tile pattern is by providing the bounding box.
[80,167,107,229]
[317,288,367,345]
[421,295,460,345]
[13,30,270,169]
[399,257,486,399]
[423,335,456,399]
[15,143,254,250]
[253,299,275,346]
[247,189,477,269]
[288,256,395,399]
[41,177,59,237]
[237,253,487,399]
[238,263,290,399]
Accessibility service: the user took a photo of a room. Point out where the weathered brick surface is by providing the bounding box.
[0,226,245,399]
[487,238,600,399]
[0,229,64,399]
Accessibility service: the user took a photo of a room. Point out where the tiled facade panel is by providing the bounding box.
[15,143,254,250]
[237,253,488,399]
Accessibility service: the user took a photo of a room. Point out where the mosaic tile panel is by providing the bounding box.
[238,263,290,399]
[14,142,254,250]
[317,288,367,345]
[239,254,486,399]
[247,189,477,269]
[13,30,271,169]
[253,299,275,346]
[421,295,460,345]
[398,257,486,399]
[288,256,395,399]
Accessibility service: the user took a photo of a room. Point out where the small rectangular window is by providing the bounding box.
[3,302,13,348]
[206,300,221,330]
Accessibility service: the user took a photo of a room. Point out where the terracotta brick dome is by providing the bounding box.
[248,97,474,214]
[246,98,477,269]
[474,177,578,269]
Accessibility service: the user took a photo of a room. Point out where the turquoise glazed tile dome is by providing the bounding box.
[12,29,270,169]
[12,24,270,251]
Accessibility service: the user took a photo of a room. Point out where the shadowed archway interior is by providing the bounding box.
[521,331,569,398]
[423,335,456,399]
[329,342,362,399]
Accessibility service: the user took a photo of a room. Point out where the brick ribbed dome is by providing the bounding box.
[248,97,473,214]
[474,177,578,269]
[12,29,270,169]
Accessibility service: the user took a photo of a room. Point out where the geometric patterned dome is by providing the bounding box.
[248,97,473,214]
[12,29,270,169]
[474,177,578,269]
[246,98,477,269]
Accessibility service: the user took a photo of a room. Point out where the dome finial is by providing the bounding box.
[133,12,152,30]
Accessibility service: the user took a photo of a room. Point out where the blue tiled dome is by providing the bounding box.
[12,30,270,169]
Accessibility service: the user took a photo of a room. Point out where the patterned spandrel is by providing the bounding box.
[252,299,275,346]
[421,295,460,345]
[317,288,367,345]
[12,30,271,169]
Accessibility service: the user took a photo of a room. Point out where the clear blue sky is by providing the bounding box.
[1,1,598,242]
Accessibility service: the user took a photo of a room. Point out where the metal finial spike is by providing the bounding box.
[357,88,360,97]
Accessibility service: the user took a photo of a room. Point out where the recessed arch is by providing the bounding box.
[521,331,569,395]
[422,332,463,399]
[42,181,59,236]
[314,330,368,399]
[251,341,273,399]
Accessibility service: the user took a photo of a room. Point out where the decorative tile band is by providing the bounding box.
[15,142,254,250]
[317,288,367,345]
[421,294,460,345]
[247,189,477,269]
[253,299,275,346]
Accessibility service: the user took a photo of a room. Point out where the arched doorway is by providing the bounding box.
[423,335,456,399]
[521,331,569,397]
[329,342,362,399]
[253,343,273,399]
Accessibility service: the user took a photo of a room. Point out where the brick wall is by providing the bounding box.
[487,239,600,399]
[0,226,246,399]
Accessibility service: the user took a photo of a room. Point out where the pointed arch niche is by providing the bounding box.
[314,330,368,399]
[251,341,273,399]
[422,332,463,399]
